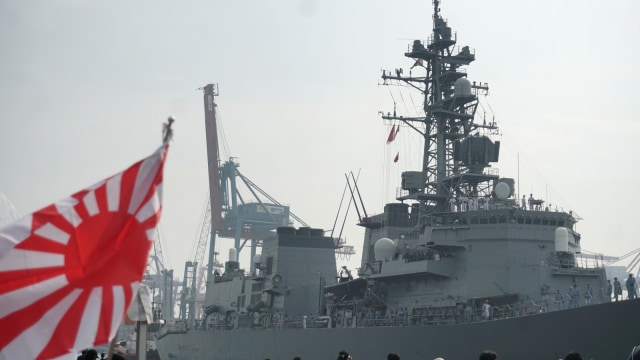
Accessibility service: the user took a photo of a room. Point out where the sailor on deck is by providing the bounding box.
[528,194,534,210]
[449,197,457,212]
[626,274,637,300]
[470,196,478,211]
[482,300,491,320]
[554,289,564,310]
[521,195,526,209]
[339,266,353,283]
[584,283,593,304]
[460,195,468,212]
[614,277,622,301]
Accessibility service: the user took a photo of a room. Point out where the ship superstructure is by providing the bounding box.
[155,2,640,359]
[341,0,605,319]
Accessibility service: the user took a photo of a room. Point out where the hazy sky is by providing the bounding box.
[1,0,639,280]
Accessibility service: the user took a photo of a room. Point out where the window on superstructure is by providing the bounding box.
[251,294,261,304]
[266,256,274,275]
[252,282,264,292]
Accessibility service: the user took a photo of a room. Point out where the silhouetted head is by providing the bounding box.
[564,351,583,360]
[84,350,99,360]
[337,350,351,360]
[387,353,400,360]
[479,350,497,360]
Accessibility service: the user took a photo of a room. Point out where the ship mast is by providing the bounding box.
[381,0,496,219]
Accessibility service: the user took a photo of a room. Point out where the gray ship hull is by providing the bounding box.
[156,298,640,360]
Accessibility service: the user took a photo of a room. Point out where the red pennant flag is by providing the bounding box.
[410,58,424,69]
[387,125,400,144]
[386,125,396,143]
[0,143,168,359]
[394,152,399,163]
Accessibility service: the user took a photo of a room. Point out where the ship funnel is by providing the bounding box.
[229,248,237,262]
[374,238,396,261]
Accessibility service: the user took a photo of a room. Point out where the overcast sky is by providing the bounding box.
[1,0,639,281]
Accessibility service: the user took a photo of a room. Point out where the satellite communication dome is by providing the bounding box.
[253,253,262,265]
[454,77,472,97]
[554,227,571,252]
[374,238,396,261]
[229,248,237,262]
[494,181,510,200]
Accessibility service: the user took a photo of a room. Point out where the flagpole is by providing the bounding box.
[106,336,118,360]
[136,320,148,360]
[163,116,175,143]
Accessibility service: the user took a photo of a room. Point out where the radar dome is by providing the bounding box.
[494,181,510,200]
[454,78,472,97]
[229,248,237,262]
[253,253,262,265]
[554,227,571,252]
[374,238,396,261]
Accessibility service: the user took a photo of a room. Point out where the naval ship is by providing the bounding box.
[155,1,640,359]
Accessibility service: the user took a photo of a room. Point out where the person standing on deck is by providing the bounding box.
[449,197,457,212]
[567,285,575,308]
[584,283,593,304]
[482,300,491,320]
[555,289,564,309]
[528,194,534,210]
[521,195,526,209]
[606,279,613,302]
[614,277,623,301]
[626,274,637,300]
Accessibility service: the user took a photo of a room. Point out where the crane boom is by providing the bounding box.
[193,200,212,294]
[236,169,308,227]
[202,83,223,284]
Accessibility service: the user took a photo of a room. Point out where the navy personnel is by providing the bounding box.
[626,274,637,300]
[584,283,593,304]
[614,277,623,301]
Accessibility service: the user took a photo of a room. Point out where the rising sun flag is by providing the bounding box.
[0,140,169,360]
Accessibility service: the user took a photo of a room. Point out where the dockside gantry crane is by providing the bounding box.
[201,84,309,271]
[178,84,360,324]
[178,84,305,323]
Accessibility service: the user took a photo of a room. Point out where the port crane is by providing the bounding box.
[177,84,308,323]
